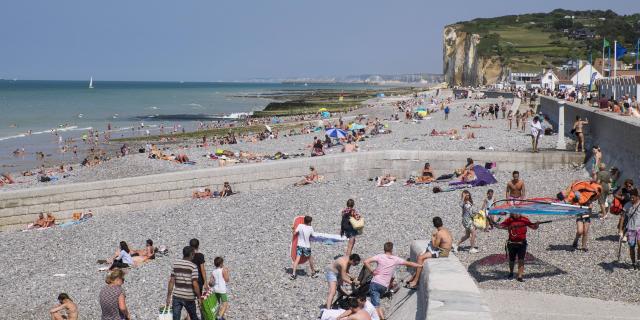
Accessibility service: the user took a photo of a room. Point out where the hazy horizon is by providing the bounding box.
[1,1,638,82]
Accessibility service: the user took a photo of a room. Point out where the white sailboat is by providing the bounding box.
[89,77,94,89]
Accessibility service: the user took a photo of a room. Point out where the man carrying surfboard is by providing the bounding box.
[291,215,318,280]
[496,213,539,282]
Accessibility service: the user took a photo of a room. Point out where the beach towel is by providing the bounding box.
[320,309,346,320]
[376,179,395,187]
[182,161,196,165]
[449,165,497,187]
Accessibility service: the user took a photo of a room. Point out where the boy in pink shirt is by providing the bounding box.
[364,242,420,320]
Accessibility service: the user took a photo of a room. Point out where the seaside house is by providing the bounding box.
[540,69,560,89]
[569,62,603,88]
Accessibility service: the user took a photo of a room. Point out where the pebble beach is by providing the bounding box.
[2,91,637,319]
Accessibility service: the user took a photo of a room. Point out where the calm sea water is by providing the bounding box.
[0,80,379,171]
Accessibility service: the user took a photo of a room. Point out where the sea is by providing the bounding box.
[0,80,381,171]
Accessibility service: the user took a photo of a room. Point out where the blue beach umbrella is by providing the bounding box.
[326,128,348,139]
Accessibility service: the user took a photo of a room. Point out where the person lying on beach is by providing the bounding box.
[174,154,190,163]
[27,213,47,229]
[463,124,491,129]
[131,239,156,266]
[0,173,15,185]
[459,158,475,182]
[429,129,457,136]
[377,174,397,186]
[44,213,56,228]
[193,188,212,199]
[415,163,434,183]
[295,166,320,186]
[49,293,78,320]
[342,141,358,153]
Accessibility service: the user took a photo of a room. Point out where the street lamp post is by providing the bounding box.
[556,100,567,150]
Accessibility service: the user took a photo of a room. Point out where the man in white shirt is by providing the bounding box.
[291,215,318,280]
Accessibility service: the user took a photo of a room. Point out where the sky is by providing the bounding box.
[0,1,638,81]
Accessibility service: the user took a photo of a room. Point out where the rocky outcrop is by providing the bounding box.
[443,25,505,87]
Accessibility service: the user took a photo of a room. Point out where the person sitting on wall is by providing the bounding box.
[405,216,453,289]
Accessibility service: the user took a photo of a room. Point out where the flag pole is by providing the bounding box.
[602,38,606,77]
[608,43,611,77]
[589,50,593,91]
[613,40,617,100]
[636,38,639,76]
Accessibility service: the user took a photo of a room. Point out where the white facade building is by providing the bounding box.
[570,62,603,87]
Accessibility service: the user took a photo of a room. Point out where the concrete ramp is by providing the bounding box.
[389,240,492,320]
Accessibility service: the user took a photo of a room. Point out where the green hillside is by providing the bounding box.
[456,9,640,72]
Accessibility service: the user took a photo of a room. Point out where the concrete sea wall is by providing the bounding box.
[0,149,582,228]
[539,96,640,181]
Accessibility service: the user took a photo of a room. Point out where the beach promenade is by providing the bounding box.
[2,91,639,319]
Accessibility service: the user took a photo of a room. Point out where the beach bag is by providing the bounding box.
[158,306,172,320]
[201,290,219,320]
[473,210,488,230]
[349,216,365,232]
[610,197,623,215]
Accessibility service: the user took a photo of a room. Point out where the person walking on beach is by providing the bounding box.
[324,254,361,309]
[208,257,230,320]
[454,190,478,253]
[530,116,542,153]
[190,239,207,293]
[341,199,361,257]
[624,189,640,269]
[364,242,420,320]
[595,163,611,220]
[50,293,78,320]
[100,270,130,320]
[573,116,589,152]
[506,171,526,200]
[497,213,539,282]
[507,110,513,130]
[444,105,450,120]
[166,246,202,320]
[291,215,318,280]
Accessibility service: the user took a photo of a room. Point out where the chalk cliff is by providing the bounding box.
[443,25,504,87]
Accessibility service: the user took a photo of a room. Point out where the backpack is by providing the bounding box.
[610,197,623,215]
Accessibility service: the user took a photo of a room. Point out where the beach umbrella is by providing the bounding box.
[417,110,428,117]
[265,124,272,132]
[326,128,348,139]
[417,106,426,111]
[321,111,330,118]
[319,107,328,112]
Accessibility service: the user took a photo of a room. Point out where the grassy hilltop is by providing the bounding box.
[454,9,640,72]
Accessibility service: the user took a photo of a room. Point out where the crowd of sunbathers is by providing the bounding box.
[25,210,93,230]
